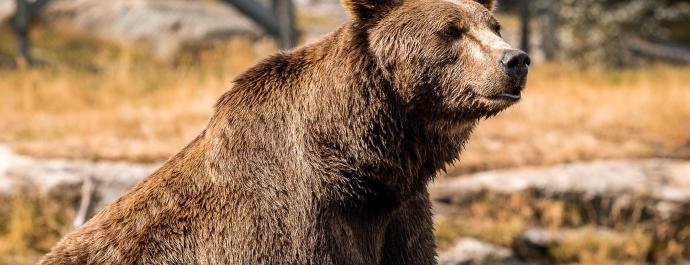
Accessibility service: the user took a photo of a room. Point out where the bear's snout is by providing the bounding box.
[501,49,530,82]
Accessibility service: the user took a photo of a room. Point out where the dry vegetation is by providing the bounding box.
[0,187,78,265]
[1,25,689,174]
[0,26,274,162]
[434,190,689,264]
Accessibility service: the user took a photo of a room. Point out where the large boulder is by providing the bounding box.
[0,0,14,23]
[40,0,264,59]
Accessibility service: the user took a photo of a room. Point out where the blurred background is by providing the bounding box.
[0,0,689,264]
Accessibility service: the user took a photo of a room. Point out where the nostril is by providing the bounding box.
[501,50,530,78]
[502,50,529,68]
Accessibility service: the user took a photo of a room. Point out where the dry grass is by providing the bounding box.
[1,26,690,171]
[433,190,685,264]
[0,186,78,265]
[0,26,275,162]
[550,227,653,265]
[435,192,533,249]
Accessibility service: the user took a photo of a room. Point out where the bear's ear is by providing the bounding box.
[473,0,497,11]
[342,0,402,23]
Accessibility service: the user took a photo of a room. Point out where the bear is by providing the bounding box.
[38,0,529,264]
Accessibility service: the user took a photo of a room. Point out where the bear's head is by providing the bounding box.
[343,0,530,127]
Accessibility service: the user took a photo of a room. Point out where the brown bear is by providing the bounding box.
[39,0,529,264]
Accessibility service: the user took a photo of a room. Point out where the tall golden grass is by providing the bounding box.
[0,25,274,161]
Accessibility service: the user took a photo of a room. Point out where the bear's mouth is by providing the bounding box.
[490,86,523,101]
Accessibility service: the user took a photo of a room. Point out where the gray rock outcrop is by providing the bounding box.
[0,145,158,211]
[438,238,523,265]
[432,159,690,217]
[0,0,13,23]
[41,0,264,58]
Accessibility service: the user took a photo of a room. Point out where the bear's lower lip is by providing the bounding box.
[490,85,524,101]
[491,92,521,101]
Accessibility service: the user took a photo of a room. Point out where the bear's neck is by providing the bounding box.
[203,23,475,206]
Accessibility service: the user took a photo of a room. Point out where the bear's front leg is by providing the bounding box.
[379,189,437,265]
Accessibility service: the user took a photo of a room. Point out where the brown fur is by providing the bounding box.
[39,0,526,264]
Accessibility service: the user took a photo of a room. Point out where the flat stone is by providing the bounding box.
[439,237,521,265]
[431,159,690,205]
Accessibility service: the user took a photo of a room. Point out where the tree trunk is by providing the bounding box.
[272,0,297,49]
[519,0,531,54]
[14,0,32,66]
[540,0,559,61]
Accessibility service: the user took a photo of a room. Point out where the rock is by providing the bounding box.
[0,0,350,59]
[0,145,11,182]
[41,0,264,59]
[0,145,158,210]
[439,238,523,265]
[431,159,690,218]
[511,228,556,265]
[0,0,13,24]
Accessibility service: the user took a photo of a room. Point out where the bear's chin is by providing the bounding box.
[477,95,520,115]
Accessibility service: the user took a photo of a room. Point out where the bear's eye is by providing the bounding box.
[440,25,465,41]
[491,21,502,37]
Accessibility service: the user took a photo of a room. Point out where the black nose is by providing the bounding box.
[501,50,530,80]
